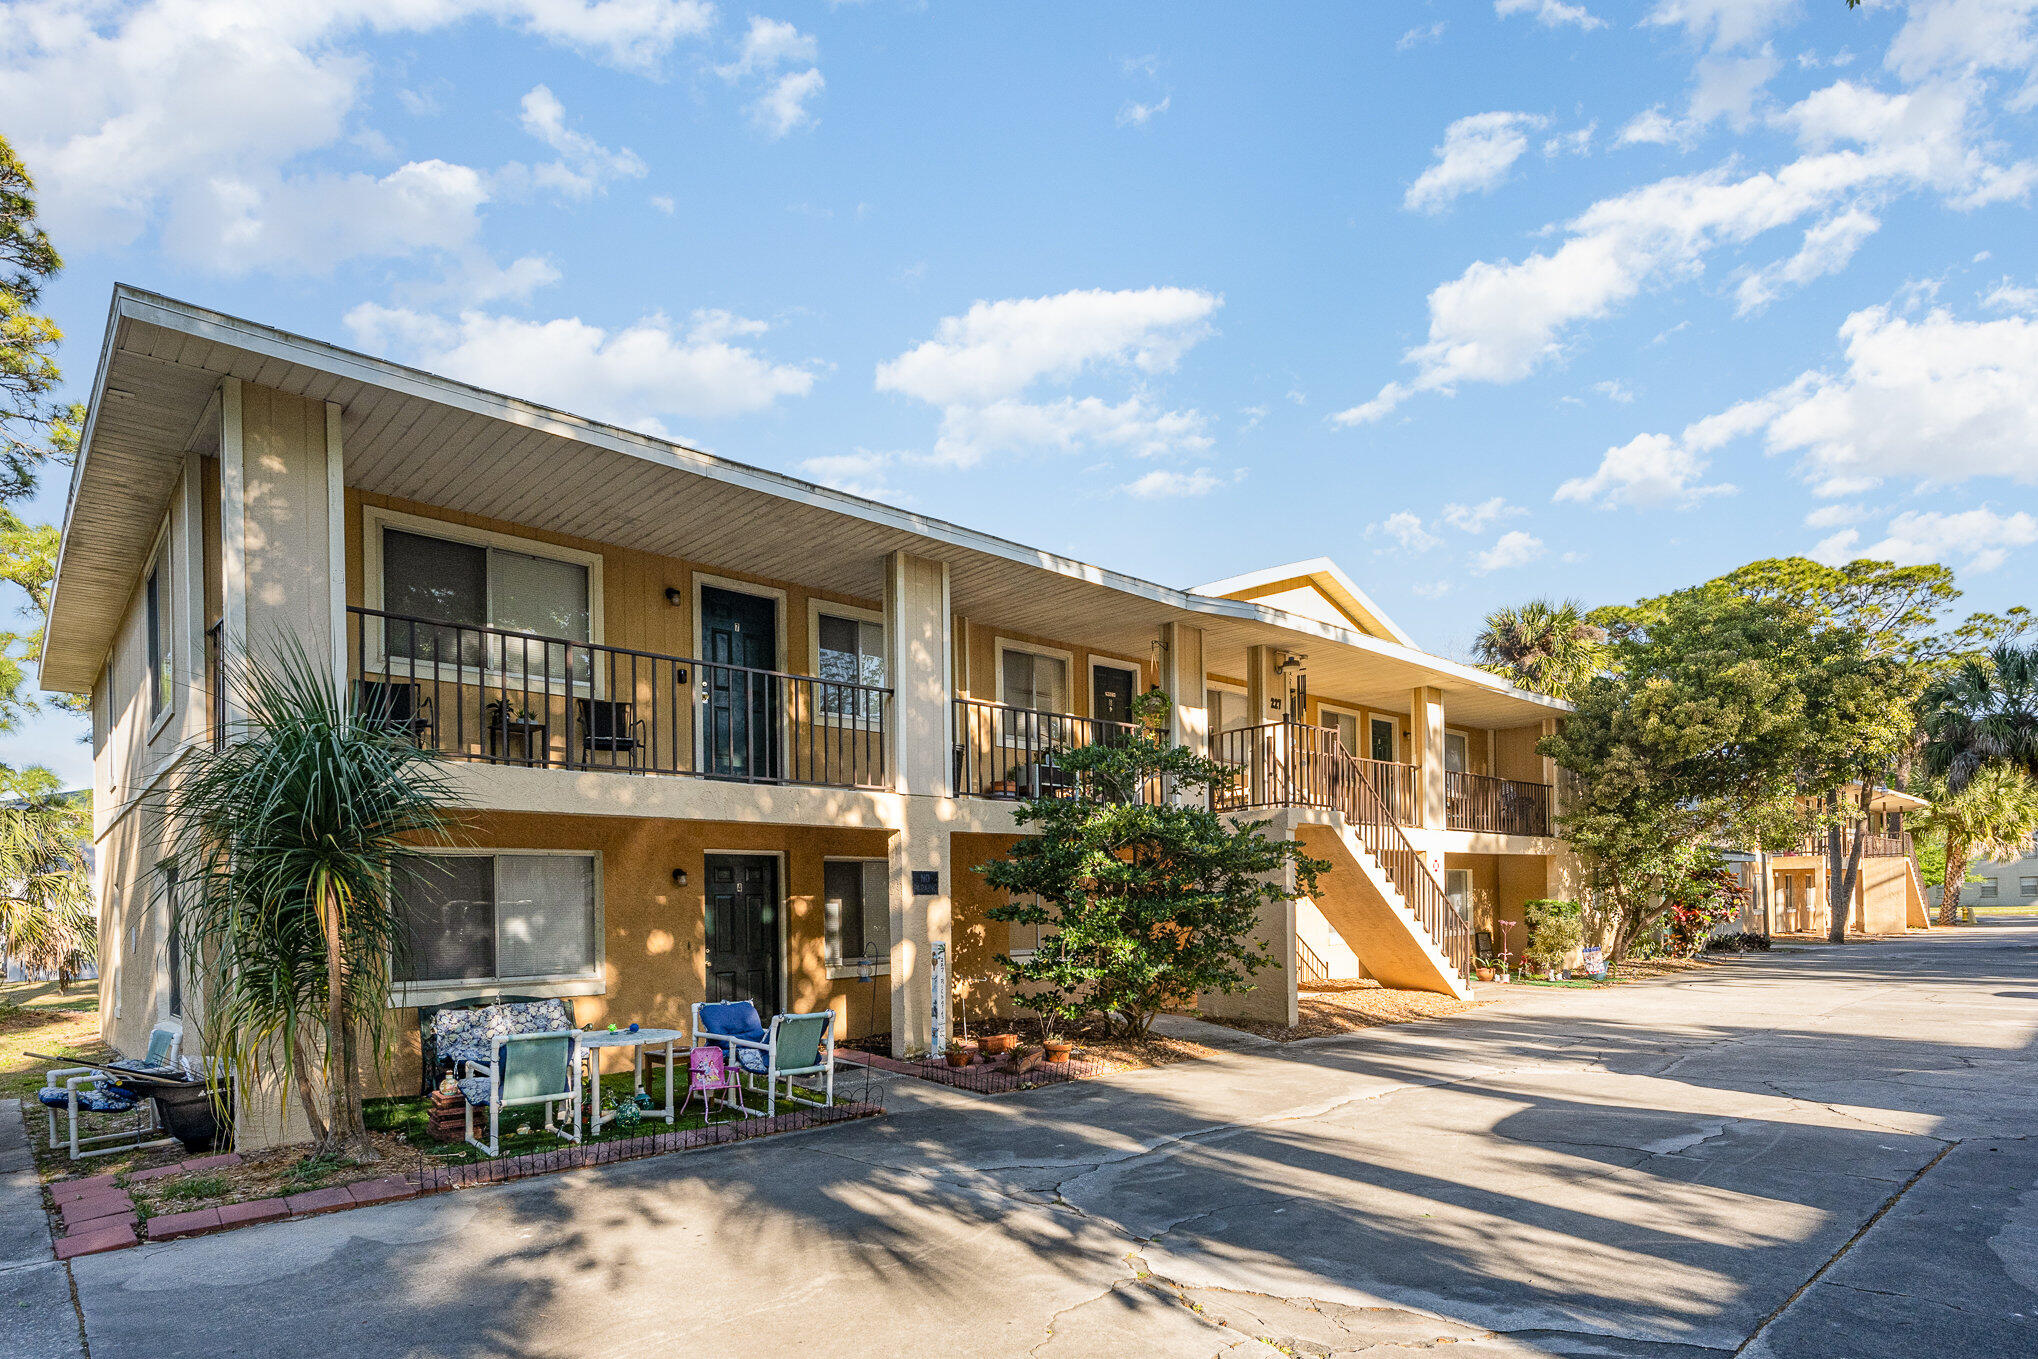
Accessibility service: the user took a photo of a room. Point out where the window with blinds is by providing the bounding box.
[823,859,891,966]
[394,853,597,987]
[382,527,591,677]
[1001,648,1069,713]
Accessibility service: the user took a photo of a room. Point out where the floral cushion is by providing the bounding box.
[456,1076,496,1107]
[432,1000,573,1067]
[38,1083,140,1113]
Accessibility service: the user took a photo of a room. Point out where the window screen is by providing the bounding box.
[818,614,885,719]
[145,564,171,718]
[496,855,596,980]
[384,530,486,668]
[491,549,590,643]
[395,856,495,982]
[1322,711,1358,757]
[1444,732,1469,774]
[824,860,890,965]
[1002,650,1068,713]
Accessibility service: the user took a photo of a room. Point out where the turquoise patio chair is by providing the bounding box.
[690,1003,836,1118]
[457,1030,583,1157]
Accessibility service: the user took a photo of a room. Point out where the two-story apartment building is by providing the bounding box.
[1734,786,1931,936]
[44,289,1576,1141]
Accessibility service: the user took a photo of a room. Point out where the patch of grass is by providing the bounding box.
[365,1068,713,1164]
[157,1173,232,1201]
[281,1151,351,1191]
[0,988,107,1102]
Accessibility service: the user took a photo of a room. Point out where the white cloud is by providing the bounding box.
[1594,379,1636,402]
[1588,303,2038,507]
[1124,467,1238,499]
[1804,502,1871,529]
[1404,111,1549,213]
[1643,0,1800,52]
[1767,305,2038,492]
[1368,511,1443,553]
[877,287,1220,406]
[1398,22,1448,50]
[717,16,824,137]
[1814,507,2038,573]
[343,305,815,427]
[1732,205,1880,314]
[800,449,902,499]
[650,194,676,214]
[516,85,646,196]
[1495,0,1605,32]
[755,68,826,137]
[1544,123,1596,157]
[1618,106,1685,146]
[1472,530,1548,574]
[0,1,710,268]
[1442,496,1527,532]
[718,16,817,78]
[927,395,1212,468]
[1117,96,1172,128]
[1411,579,1453,599]
[1336,73,2033,426]
[1554,430,1738,508]
[1982,277,2038,311]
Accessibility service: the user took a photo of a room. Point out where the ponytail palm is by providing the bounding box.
[168,645,460,1158]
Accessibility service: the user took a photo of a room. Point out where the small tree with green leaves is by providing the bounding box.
[981,692,1326,1040]
[1913,766,2038,926]
[167,645,461,1159]
[0,768,93,990]
[1521,899,1583,974]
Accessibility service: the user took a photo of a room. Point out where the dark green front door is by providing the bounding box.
[705,854,780,1011]
[701,586,781,779]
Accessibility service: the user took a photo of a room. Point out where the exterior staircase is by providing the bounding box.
[1214,722,1475,1000]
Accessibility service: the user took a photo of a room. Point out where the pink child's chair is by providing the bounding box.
[680,1045,741,1124]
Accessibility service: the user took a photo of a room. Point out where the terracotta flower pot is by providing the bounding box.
[945,1041,977,1068]
[1043,1040,1073,1063]
[1475,967,1495,982]
[979,1033,1019,1056]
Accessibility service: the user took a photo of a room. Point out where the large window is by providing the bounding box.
[1445,868,1472,922]
[394,853,598,990]
[1444,731,1470,774]
[378,519,593,677]
[1979,878,2000,899]
[145,559,172,720]
[823,859,891,968]
[816,611,885,720]
[1000,646,1069,714]
[2021,876,2037,899]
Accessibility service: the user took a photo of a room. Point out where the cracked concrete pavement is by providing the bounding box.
[49,922,2038,1357]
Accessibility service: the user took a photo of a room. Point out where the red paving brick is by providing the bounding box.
[216,1198,288,1228]
[60,1195,134,1228]
[178,1153,242,1173]
[124,1163,186,1184]
[146,1208,223,1241]
[345,1177,416,1205]
[50,1174,118,1203]
[54,1223,137,1259]
[282,1186,355,1216]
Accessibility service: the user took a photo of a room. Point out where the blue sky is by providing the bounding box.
[5,0,2037,784]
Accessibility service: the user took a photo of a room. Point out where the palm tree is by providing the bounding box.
[1914,766,2038,926]
[1473,598,1608,700]
[1921,643,2038,791]
[168,646,460,1159]
[0,782,93,991]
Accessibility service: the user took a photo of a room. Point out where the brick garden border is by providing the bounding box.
[45,1101,883,1259]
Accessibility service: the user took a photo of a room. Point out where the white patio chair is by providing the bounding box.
[38,1020,183,1159]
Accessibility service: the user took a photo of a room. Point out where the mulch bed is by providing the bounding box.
[1204,979,1492,1042]
[844,1018,1220,1092]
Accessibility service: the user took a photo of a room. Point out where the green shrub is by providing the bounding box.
[1522,899,1584,971]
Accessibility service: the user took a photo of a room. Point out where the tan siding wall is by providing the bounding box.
[1494,724,1546,783]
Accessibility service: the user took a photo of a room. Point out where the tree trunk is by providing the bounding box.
[317,880,375,1159]
[1824,791,1848,943]
[290,1031,332,1147]
[1828,783,1870,942]
[1939,837,1970,927]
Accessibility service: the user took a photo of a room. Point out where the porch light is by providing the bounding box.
[664,587,685,606]
[671,867,689,887]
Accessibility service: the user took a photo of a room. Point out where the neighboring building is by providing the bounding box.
[42,289,1577,1144]
[1927,831,2038,914]
[1736,786,1932,936]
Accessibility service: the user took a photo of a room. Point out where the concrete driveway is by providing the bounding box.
[54,923,2038,1357]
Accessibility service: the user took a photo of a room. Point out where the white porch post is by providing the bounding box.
[883,549,954,1057]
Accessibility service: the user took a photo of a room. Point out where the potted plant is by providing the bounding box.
[1043,1037,1073,1063]
[944,1040,977,1068]
[1523,899,1584,986]
[979,1031,1019,1056]
[1474,955,1496,983]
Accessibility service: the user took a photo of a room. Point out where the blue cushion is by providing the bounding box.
[38,1085,140,1113]
[732,1047,769,1075]
[456,1076,496,1107]
[697,1001,765,1043]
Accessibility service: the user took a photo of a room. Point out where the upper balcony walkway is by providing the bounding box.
[343,606,893,791]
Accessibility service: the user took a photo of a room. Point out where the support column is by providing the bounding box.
[884,549,954,1056]
[1160,621,1207,755]
[1410,685,1447,831]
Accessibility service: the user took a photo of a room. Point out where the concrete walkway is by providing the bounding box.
[1,1099,90,1359]
[37,925,2038,1356]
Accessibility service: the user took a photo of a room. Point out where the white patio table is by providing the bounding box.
[575,1027,686,1134]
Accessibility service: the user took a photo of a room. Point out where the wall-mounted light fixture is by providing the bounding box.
[671,867,689,887]
[664,587,685,606]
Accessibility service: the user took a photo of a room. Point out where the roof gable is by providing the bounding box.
[1191,559,1415,648]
